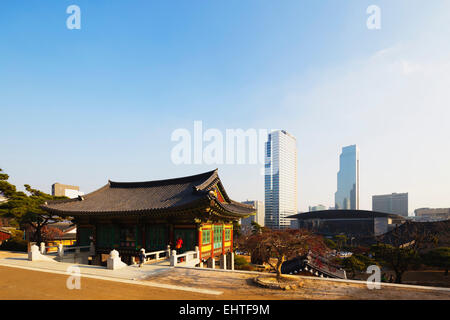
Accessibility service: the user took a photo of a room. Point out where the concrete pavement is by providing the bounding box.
[0,252,222,295]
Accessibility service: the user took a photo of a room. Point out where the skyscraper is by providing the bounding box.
[264,130,298,229]
[372,193,408,217]
[335,145,359,210]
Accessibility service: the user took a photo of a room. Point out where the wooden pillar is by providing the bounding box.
[230,225,233,251]
[222,224,225,255]
[169,224,174,248]
[211,224,214,259]
[198,226,202,260]
[142,223,146,250]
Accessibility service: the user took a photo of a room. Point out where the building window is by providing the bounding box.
[202,229,210,245]
[225,229,231,241]
[213,225,223,249]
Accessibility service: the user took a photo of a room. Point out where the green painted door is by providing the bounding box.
[173,228,196,254]
[78,227,93,246]
[146,225,168,252]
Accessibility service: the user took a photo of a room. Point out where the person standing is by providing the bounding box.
[138,248,146,268]
[175,236,183,254]
[175,236,184,262]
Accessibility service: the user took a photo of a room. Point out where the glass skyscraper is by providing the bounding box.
[335,145,360,210]
[264,130,298,229]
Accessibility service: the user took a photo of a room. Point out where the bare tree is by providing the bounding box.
[238,228,327,281]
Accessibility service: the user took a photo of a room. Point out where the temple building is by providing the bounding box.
[41,169,254,265]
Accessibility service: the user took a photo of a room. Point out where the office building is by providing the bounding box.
[372,193,408,217]
[264,130,298,229]
[52,183,84,199]
[335,145,359,210]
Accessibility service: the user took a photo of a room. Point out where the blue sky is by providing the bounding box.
[1,1,450,213]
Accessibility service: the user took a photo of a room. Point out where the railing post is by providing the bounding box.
[208,257,215,269]
[170,250,177,266]
[220,254,227,270]
[167,245,171,258]
[58,244,64,257]
[40,242,46,255]
[230,252,234,270]
[89,242,95,255]
[195,246,199,259]
[107,249,127,270]
[156,252,160,260]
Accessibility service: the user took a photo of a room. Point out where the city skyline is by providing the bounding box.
[2,1,450,213]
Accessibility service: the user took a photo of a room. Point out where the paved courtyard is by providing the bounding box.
[0,251,449,300]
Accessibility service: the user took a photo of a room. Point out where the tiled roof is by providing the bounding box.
[41,169,254,218]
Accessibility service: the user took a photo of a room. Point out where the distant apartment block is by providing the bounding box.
[414,208,450,222]
[309,204,327,212]
[240,200,265,228]
[372,193,408,217]
[52,183,84,199]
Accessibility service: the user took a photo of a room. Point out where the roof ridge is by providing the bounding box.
[109,169,218,188]
[193,169,219,191]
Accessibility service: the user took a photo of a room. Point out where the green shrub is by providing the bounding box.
[238,264,255,271]
[234,255,250,270]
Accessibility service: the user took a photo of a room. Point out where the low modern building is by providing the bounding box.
[51,183,84,199]
[42,170,254,265]
[287,210,406,242]
[414,208,450,222]
[240,200,264,229]
[372,193,408,217]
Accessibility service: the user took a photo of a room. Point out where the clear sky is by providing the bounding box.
[1,1,450,214]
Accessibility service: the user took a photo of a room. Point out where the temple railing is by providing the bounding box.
[170,246,200,267]
[38,242,95,257]
[143,245,171,263]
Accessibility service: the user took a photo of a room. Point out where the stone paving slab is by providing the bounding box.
[0,255,170,280]
[0,253,222,296]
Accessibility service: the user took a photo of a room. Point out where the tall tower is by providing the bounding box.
[264,130,298,229]
[335,145,359,210]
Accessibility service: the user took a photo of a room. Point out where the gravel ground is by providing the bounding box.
[143,267,450,300]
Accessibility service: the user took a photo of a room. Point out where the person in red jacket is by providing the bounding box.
[175,236,184,262]
[175,236,183,254]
